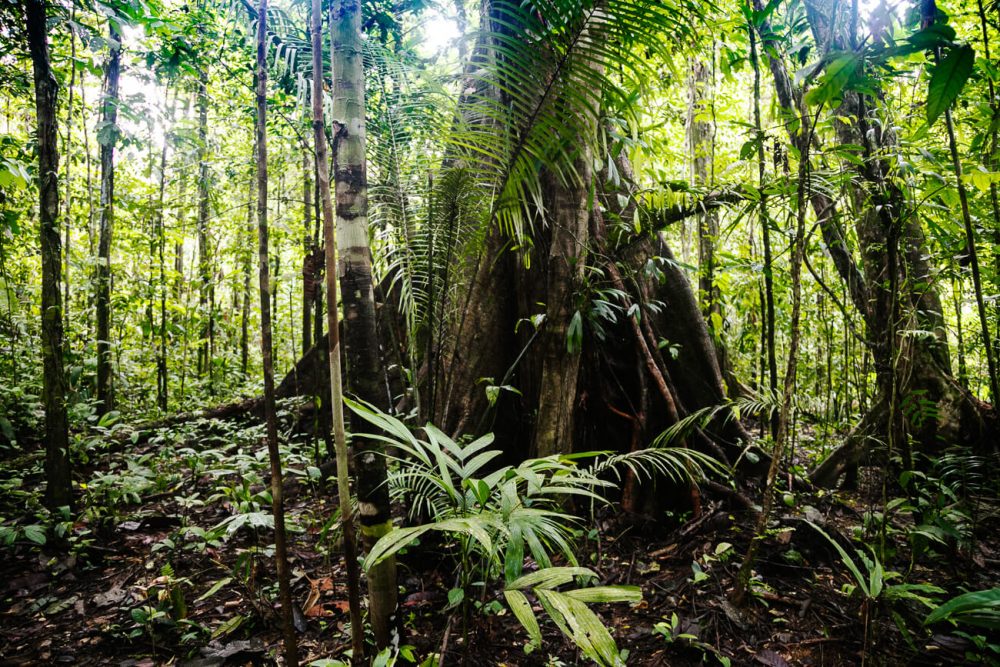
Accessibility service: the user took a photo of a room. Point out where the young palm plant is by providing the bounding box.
[347,398,727,664]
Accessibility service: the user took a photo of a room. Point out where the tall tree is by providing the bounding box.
[96,16,121,416]
[312,0,365,657]
[332,0,397,645]
[196,59,214,390]
[26,0,72,509]
[254,0,298,662]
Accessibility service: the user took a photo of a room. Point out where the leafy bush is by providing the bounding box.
[349,399,726,664]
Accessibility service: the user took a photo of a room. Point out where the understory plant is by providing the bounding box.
[806,521,944,657]
[349,399,726,665]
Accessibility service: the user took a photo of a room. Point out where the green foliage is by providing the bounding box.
[926,45,975,128]
[505,567,640,666]
[925,588,1000,630]
[349,400,723,664]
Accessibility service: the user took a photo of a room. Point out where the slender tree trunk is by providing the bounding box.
[155,87,174,412]
[302,129,314,355]
[254,3,299,663]
[749,23,778,438]
[196,67,214,390]
[953,275,968,389]
[734,110,812,607]
[975,0,1000,384]
[27,0,72,509]
[689,59,718,318]
[944,105,999,405]
[332,0,397,645]
[241,154,254,378]
[96,20,121,416]
[62,10,75,333]
[312,0,365,658]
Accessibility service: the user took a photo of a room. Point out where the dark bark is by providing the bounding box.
[749,23,778,438]
[27,0,72,509]
[532,160,590,458]
[302,132,315,355]
[95,21,120,415]
[155,88,174,412]
[254,1,299,662]
[196,67,214,389]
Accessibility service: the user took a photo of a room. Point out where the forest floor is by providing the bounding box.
[2,410,999,666]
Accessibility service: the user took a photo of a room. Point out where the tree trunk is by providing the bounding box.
[254,3,299,662]
[749,22,778,439]
[532,161,590,458]
[332,0,397,647]
[312,0,366,656]
[96,20,121,416]
[241,147,254,378]
[155,88,174,412]
[27,0,72,509]
[302,128,315,355]
[196,67,214,390]
[754,0,996,478]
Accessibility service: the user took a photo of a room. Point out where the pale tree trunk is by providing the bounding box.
[687,53,741,401]
[253,2,299,662]
[312,0,366,656]
[96,20,120,416]
[688,59,718,317]
[27,0,72,509]
[332,0,397,647]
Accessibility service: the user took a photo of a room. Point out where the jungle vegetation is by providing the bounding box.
[2,0,1000,664]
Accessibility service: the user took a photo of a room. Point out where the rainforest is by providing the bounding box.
[1,0,1000,664]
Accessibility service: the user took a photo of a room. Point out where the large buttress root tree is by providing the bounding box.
[421,0,768,487]
[26,0,72,509]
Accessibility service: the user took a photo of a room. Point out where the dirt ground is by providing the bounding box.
[2,418,999,666]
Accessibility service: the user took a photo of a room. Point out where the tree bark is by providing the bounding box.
[312,0,366,657]
[332,0,397,647]
[27,0,72,509]
[196,66,214,389]
[753,0,996,477]
[96,20,121,416]
[254,2,299,662]
[532,161,590,458]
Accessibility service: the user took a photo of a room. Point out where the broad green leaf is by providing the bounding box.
[804,53,860,107]
[563,585,642,604]
[22,525,46,545]
[926,44,974,128]
[925,588,1000,627]
[507,566,595,591]
[195,577,233,603]
[503,589,542,648]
